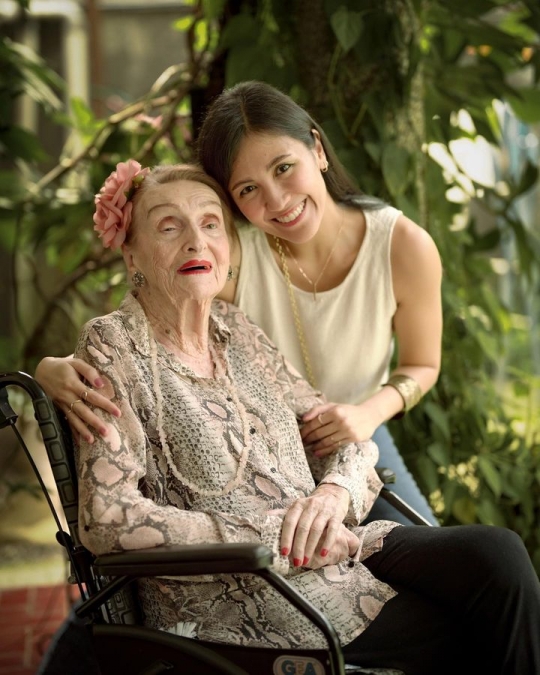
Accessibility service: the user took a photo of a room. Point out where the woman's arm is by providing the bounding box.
[390,213,443,385]
[35,356,121,443]
[301,213,443,454]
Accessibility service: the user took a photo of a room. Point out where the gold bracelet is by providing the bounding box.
[383,374,423,417]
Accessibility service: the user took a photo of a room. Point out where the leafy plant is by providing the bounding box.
[193,0,540,568]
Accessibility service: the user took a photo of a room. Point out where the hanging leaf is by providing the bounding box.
[202,0,226,21]
[452,496,477,524]
[513,159,539,198]
[381,143,411,196]
[424,401,451,441]
[507,87,540,123]
[415,455,440,494]
[330,7,363,53]
[477,455,502,497]
[504,464,532,500]
[364,141,381,164]
[0,126,48,162]
[225,45,280,87]
[427,441,451,467]
[174,16,195,33]
[219,15,259,50]
[477,498,506,527]
[70,97,100,136]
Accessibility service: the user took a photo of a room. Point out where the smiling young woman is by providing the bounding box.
[196,81,443,526]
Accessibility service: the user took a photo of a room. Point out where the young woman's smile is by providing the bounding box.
[273,199,307,226]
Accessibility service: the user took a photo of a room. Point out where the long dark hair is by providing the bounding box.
[196,80,384,220]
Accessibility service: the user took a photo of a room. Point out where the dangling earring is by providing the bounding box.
[321,160,329,173]
[132,270,146,287]
[227,266,234,281]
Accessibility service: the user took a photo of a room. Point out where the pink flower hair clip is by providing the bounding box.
[93,159,150,250]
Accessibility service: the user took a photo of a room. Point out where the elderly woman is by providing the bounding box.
[68,160,540,675]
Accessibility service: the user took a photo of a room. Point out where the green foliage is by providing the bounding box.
[0,37,63,165]
[203,0,540,569]
[2,0,540,569]
[1,1,215,372]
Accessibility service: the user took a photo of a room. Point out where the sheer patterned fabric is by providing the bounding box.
[75,292,399,649]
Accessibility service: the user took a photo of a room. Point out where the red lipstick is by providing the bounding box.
[177,259,212,274]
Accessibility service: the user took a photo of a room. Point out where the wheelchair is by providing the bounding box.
[0,370,429,675]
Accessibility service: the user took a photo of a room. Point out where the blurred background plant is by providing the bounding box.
[1,0,539,570]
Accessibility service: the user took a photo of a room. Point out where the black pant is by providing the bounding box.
[343,525,540,675]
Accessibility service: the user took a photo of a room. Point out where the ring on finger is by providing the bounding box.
[82,389,90,402]
[317,413,324,425]
[69,399,82,414]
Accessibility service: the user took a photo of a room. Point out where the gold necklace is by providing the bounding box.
[273,218,345,388]
[274,236,316,387]
[281,218,345,301]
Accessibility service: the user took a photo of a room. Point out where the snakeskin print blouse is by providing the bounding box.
[75,291,399,649]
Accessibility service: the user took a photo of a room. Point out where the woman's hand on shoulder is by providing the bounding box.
[300,402,378,456]
[35,356,121,444]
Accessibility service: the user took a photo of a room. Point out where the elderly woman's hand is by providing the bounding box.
[300,402,379,457]
[303,525,359,569]
[280,483,350,567]
[35,356,121,444]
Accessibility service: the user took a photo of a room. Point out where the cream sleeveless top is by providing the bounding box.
[234,205,401,404]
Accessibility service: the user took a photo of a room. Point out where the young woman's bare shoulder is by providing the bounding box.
[390,214,442,291]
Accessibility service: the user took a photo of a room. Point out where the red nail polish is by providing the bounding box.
[303,556,309,566]
[293,558,301,567]
[320,549,328,557]
[281,547,289,556]
[95,378,104,387]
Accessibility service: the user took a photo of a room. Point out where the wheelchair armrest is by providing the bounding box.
[94,542,274,577]
[89,543,345,673]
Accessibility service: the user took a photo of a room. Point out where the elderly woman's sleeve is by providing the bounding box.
[74,321,289,574]
[224,306,383,526]
[307,441,383,525]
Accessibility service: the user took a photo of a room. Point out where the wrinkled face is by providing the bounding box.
[228,132,328,243]
[124,180,230,304]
